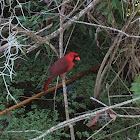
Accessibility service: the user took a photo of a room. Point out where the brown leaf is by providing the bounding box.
[88,112,101,127]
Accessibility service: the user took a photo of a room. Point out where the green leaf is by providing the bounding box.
[112,0,123,17]
[45,43,50,55]
[32,20,38,25]
[101,7,109,15]
[112,0,121,9]
[134,75,140,83]
[97,2,107,10]
[34,50,41,60]
[18,16,26,21]
[130,83,140,92]
[130,75,140,103]
[89,28,93,39]
[108,13,111,23]
[30,15,35,22]
[112,0,117,9]
[27,1,31,10]
[6,0,13,5]
[79,24,86,35]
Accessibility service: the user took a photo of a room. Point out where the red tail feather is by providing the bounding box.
[44,78,52,92]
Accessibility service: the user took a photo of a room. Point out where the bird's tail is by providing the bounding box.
[44,78,52,92]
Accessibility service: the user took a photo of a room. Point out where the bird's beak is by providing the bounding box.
[75,56,80,61]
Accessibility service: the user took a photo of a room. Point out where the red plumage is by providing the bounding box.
[44,78,52,92]
[44,52,80,92]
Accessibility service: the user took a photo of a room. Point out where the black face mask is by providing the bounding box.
[73,55,79,62]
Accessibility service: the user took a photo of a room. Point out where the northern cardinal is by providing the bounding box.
[44,52,80,92]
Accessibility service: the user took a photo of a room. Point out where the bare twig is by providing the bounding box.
[87,119,113,140]
[90,97,140,118]
[96,122,140,140]
[0,130,42,134]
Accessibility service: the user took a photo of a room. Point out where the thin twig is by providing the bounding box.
[96,122,140,140]
[87,119,113,140]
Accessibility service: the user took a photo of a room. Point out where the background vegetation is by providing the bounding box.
[0,0,140,140]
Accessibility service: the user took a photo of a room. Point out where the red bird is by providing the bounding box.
[44,52,80,92]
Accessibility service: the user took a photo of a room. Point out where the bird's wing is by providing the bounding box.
[49,58,70,78]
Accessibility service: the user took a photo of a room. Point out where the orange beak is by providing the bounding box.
[75,56,80,61]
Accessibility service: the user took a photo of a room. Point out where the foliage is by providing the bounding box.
[96,0,123,26]
[76,131,90,139]
[130,74,140,104]
[0,107,66,139]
